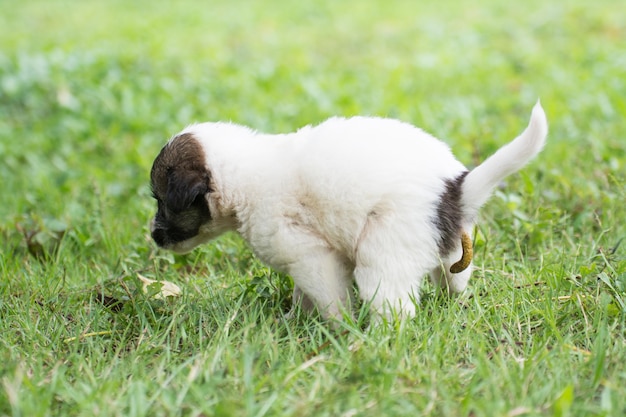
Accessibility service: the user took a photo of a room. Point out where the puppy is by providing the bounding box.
[150,102,548,322]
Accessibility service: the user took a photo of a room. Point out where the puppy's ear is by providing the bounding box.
[166,169,210,213]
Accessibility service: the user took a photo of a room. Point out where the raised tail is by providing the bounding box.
[461,101,548,220]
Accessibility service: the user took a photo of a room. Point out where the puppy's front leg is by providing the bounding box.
[289,285,316,316]
[279,243,353,322]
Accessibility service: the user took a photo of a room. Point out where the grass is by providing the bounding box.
[1,0,625,415]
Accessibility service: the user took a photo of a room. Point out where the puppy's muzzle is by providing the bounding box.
[151,227,168,247]
[149,218,168,248]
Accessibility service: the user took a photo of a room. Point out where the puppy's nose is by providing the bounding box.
[151,228,167,247]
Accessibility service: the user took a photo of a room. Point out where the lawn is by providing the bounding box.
[1,0,625,416]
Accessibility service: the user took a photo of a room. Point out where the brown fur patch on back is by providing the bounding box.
[434,171,469,255]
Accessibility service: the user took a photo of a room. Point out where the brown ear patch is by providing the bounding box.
[150,132,211,210]
[166,168,210,213]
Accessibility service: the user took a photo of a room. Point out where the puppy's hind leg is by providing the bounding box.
[429,262,473,295]
[429,233,474,295]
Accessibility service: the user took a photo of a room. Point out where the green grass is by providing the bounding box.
[1,0,625,415]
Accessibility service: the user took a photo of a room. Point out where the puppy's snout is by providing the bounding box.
[151,227,167,247]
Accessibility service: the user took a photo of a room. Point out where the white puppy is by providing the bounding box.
[150,102,547,322]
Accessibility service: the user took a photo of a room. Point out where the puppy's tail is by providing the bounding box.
[461,101,548,220]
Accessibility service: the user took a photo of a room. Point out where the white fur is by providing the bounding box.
[169,102,548,322]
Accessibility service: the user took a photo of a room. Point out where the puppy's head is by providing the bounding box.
[150,133,212,253]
